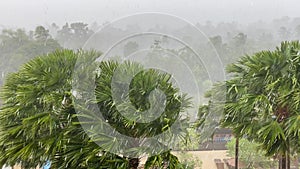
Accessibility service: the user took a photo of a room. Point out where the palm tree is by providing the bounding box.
[0,49,191,168]
[223,41,300,169]
[0,49,79,168]
[73,60,191,168]
[198,41,300,169]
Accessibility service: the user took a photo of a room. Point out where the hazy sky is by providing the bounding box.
[0,0,299,29]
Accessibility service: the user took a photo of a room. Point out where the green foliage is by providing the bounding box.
[34,26,50,41]
[223,41,300,156]
[144,151,186,169]
[94,61,190,137]
[198,41,300,168]
[0,49,190,168]
[176,151,202,169]
[226,138,277,169]
[194,82,226,142]
[0,28,61,85]
[56,22,94,49]
[172,127,201,152]
[0,49,78,168]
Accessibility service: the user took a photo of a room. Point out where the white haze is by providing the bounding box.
[0,0,299,29]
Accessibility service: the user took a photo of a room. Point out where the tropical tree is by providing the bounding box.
[200,41,300,169]
[56,22,94,49]
[226,138,277,169]
[34,26,50,41]
[0,49,79,168]
[195,82,227,143]
[72,59,192,168]
[226,41,300,169]
[0,49,191,168]
[0,28,61,85]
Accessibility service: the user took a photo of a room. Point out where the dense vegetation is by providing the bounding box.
[198,41,300,169]
[0,49,192,169]
[0,17,300,169]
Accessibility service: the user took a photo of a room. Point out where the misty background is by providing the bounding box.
[1,0,300,118]
[0,0,300,29]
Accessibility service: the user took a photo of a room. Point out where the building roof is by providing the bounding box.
[214,128,232,134]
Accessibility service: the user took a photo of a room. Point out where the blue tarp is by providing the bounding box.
[42,161,51,169]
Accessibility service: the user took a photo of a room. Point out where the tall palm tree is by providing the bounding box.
[0,49,79,168]
[73,60,191,169]
[198,41,300,169]
[224,41,300,169]
[0,49,191,169]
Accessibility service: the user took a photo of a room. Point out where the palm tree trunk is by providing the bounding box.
[128,138,140,169]
[287,154,290,169]
[295,155,299,169]
[279,156,282,169]
[280,138,291,169]
[280,153,290,169]
[129,157,139,169]
[287,140,290,169]
[235,137,239,169]
[282,155,287,169]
